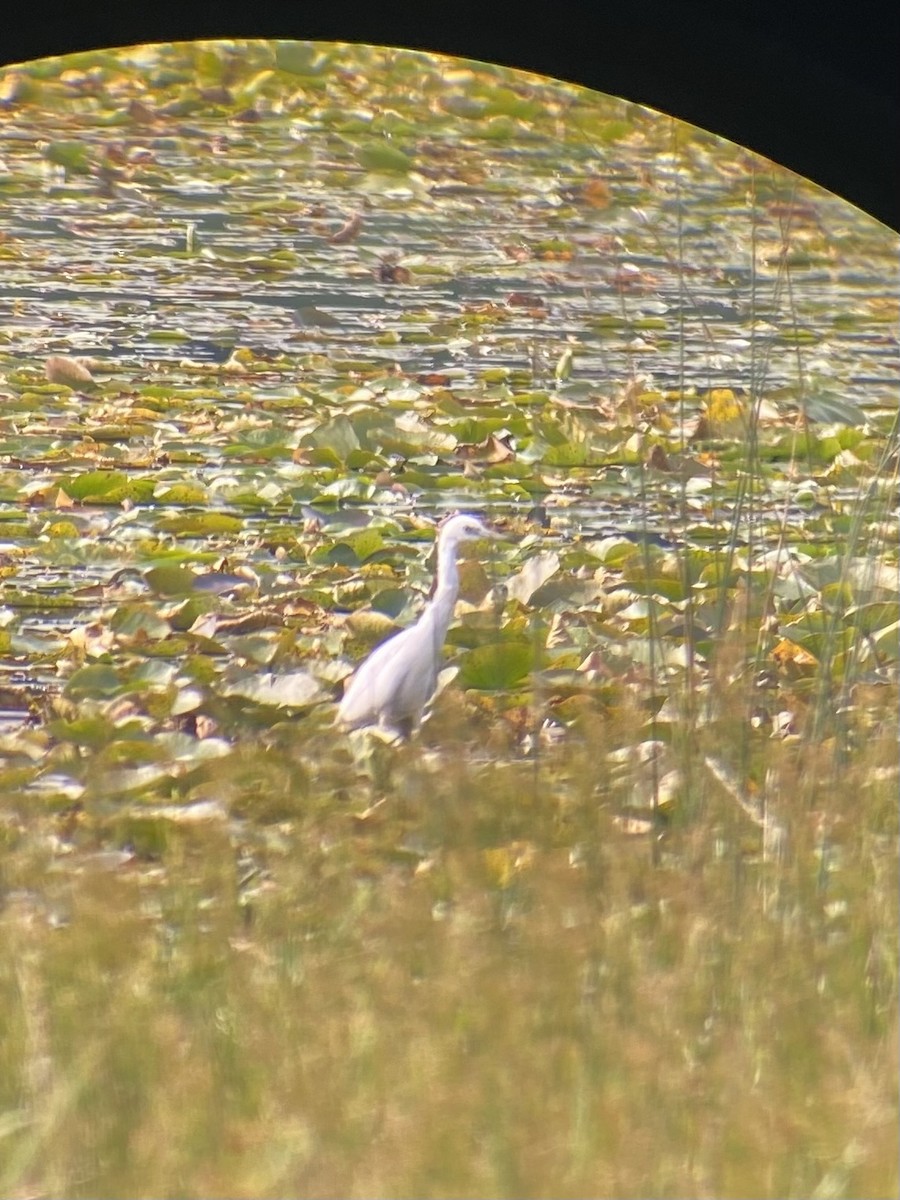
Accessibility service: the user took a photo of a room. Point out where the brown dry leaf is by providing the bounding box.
[199,86,233,106]
[765,199,820,223]
[590,233,623,254]
[506,291,546,311]
[571,177,612,208]
[501,243,532,262]
[646,443,670,471]
[577,650,616,681]
[685,414,711,444]
[102,142,129,166]
[188,613,218,639]
[329,211,364,244]
[24,483,75,508]
[455,433,515,464]
[377,260,411,284]
[612,262,659,291]
[127,98,158,125]
[45,355,97,390]
[69,622,115,657]
[463,301,506,317]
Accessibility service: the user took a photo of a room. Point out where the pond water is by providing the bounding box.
[0,40,897,719]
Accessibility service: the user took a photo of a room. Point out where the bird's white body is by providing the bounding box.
[338,514,492,735]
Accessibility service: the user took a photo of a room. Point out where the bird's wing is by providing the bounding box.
[338,624,438,730]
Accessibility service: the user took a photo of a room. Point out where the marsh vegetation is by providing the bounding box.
[0,40,897,1198]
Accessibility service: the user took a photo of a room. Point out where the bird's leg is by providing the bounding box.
[367,736,396,801]
[394,715,415,741]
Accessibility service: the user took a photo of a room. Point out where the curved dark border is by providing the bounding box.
[2,2,897,231]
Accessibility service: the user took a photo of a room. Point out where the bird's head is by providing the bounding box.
[437,513,495,547]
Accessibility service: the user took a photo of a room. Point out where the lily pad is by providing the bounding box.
[457,640,534,690]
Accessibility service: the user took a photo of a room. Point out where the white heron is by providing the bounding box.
[338,513,495,736]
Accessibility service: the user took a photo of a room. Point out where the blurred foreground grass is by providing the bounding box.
[2,691,897,1198]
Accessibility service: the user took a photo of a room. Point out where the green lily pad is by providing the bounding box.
[457,640,534,690]
[63,664,124,699]
[61,470,129,501]
[221,670,325,708]
[155,513,244,535]
[356,139,413,173]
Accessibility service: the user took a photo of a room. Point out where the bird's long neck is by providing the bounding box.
[426,536,462,643]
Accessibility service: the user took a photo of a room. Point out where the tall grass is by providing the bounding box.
[2,661,897,1197]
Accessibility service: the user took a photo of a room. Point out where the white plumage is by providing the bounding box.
[338,514,493,735]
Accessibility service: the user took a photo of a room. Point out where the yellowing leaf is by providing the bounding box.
[772,638,818,668]
[483,842,535,888]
